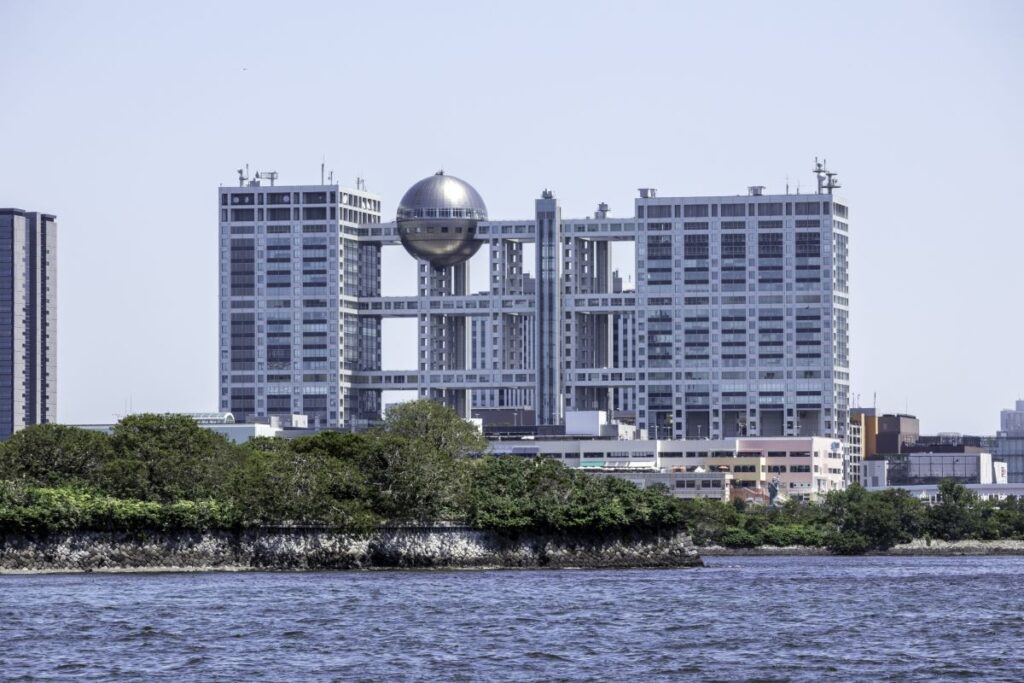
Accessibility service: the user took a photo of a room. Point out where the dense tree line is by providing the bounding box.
[0,401,681,536]
[3,400,1024,552]
[681,480,1024,553]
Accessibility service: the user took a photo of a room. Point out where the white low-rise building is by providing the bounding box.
[72,412,303,444]
[489,435,845,502]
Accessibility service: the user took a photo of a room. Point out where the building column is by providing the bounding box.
[535,191,562,426]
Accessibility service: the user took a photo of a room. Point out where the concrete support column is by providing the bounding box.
[418,260,471,418]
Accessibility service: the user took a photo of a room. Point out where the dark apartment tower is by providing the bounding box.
[0,209,57,440]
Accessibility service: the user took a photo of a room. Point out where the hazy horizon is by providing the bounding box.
[2,0,1022,434]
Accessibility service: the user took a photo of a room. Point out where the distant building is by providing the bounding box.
[75,412,314,444]
[863,451,1022,503]
[851,407,879,461]
[864,452,1006,488]
[218,173,383,431]
[591,469,733,501]
[219,163,851,441]
[996,400,1024,483]
[0,208,57,440]
[875,413,919,455]
[904,433,995,455]
[1000,400,1024,436]
[489,434,846,502]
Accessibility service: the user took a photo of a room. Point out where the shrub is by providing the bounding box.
[719,526,761,548]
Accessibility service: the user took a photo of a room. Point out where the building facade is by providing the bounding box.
[846,414,863,486]
[851,407,878,459]
[0,208,57,440]
[875,413,920,455]
[1000,400,1024,435]
[218,174,382,428]
[591,469,734,502]
[219,162,850,438]
[489,435,846,502]
[863,452,1005,488]
[996,400,1024,482]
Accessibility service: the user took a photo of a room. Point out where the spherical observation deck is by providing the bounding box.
[396,171,487,268]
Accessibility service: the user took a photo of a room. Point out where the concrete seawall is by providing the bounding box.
[0,527,703,573]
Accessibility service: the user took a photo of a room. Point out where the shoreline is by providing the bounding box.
[0,527,703,574]
[5,533,1023,575]
[699,538,1024,556]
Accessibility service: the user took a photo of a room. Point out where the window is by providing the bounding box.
[721,234,745,258]
[684,204,709,218]
[758,233,783,258]
[684,234,709,259]
[795,232,820,257]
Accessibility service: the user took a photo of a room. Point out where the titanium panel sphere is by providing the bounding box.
[396,171,487,267]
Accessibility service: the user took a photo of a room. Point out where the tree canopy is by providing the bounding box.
[4,405,1024,553]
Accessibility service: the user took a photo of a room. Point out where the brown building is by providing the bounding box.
[876,413,919,455]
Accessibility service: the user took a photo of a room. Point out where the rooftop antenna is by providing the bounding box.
[785,175,790,194]
[328,169,334,184]
[237,166,248,187]
[813,157,827,194]
[255,170,278,186]
[825,166,841,195]
[813,157,841,195]
[321,158,325,185]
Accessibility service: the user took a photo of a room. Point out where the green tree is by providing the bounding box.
[227,445,377,531]
[355,401,485,522]
[676,497,743,545]
[383,400,488,460]
[466,457,685,534]
[926,479,982,540]
[289,430,369,462]
[823,484,924,553]
[104,414,240,502]
[0,424,113,486]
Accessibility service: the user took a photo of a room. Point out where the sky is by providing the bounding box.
[1,0,1022,434]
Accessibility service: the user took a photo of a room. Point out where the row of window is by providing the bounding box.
[639,201,841,219]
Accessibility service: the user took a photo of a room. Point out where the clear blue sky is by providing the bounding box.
[2,0,1021,434]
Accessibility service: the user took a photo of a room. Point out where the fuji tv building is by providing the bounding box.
[218,164,850,441]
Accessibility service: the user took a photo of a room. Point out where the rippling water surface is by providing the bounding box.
[3,556,1024,681]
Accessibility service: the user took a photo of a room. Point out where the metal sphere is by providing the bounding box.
[396,171,487,268]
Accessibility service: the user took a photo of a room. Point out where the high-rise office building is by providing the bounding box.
[219,161,850,439]
[218,173,382,429]
[0,209,57,440]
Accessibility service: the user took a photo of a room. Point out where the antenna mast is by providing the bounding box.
[813,157,841,194]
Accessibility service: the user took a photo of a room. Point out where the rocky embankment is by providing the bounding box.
[0,527,703,573]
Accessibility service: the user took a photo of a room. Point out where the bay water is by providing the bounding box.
[3,556,1023,681]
